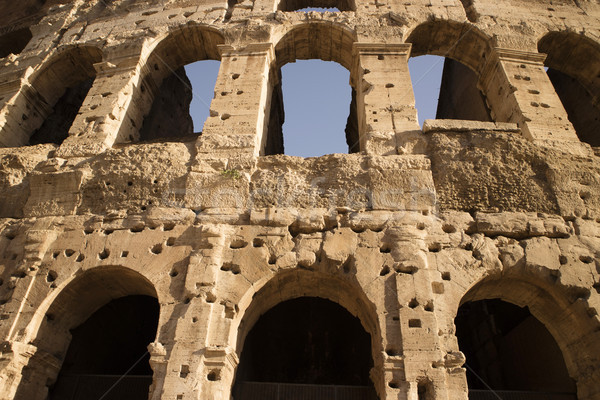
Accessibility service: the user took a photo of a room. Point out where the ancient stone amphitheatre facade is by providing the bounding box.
[0,0,599,399]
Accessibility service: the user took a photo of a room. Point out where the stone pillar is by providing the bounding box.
[480,48,580,143]
[386,225,464,400]
[0,67,48,148]
[55,53,143,157]
[352,43,421,156]
[197,43,274,159]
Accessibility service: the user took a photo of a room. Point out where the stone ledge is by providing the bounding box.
[422,119,521,134]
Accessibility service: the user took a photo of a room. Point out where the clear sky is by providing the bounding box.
[184,55,445,158]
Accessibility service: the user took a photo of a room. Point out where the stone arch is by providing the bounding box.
[0,45,102,147]
[231,268,384,396]
[538,31,600,146]
[456,272,600,399]
[274,22,356,71]
[405,21,492,76]
[13,265,160,400]
[266,22,358,154]
[406,21,493,123]
[119,25,224,142]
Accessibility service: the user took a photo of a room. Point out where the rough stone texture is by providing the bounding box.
[0,0,598,400]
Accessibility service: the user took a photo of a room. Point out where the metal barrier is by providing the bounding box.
[49,374,152,400]
[469,390,577,400]
[234,381,379,400]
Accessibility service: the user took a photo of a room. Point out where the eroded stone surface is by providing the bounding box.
[0,0,598,400]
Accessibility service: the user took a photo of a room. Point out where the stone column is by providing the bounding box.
[196,43,274,159]
[480,48,580,143]
[352,43,421,156]
[55,52,143,157]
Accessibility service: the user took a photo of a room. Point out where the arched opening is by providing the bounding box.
[0,27,32,58]
[0,46,102,147]
[538,32,600,147]
[407,22,492,126]
[13,267,159,400]
[49,295,160,399]
[122,27,223,143]
[456,299,577,399]
[407,22,493,126]
[277,0,354,11]
[266,23,358,156]
[233,297,377,399]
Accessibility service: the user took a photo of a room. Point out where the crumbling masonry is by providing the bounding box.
[0,0,599,399]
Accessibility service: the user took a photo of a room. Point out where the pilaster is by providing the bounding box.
[197,43,275,159]
[352,42,420,155]
[480,48,580,143]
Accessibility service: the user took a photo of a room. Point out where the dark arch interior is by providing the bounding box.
[546,68,600,147]
[455,299,577,397]
[233,297,377,399]
[29,78,94,145]
[0,27,32,59]
[49,295,160,400]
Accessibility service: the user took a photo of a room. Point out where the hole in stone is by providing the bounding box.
[53,251,60,259]
[378,55,385,60]
[441,272,451,281]
[230,239,248,249]
[98,249,110,260]
[163,223,175,231]
[220,113,231,120]
[180,365,190,378]
[442,224,457,233]
[65,249,75,257]
[385,83,394,88]
[424,301,434,312]
[268,254,277,265]
[151,244,163,255]
[388,381,399,388]
[76,254,85,262]
[103,229,114,235]
[84,228,94,235]
[253,238,265,247]
[417,222,426,230]
[380,245,391,253]
[408,319,422,328]
[46,270,58,283]
[385,347,399,357]
[428,242,442,252]
[130,226,144,233]
[170,269,179,277]
[121,251,129,258]
[166,237,176,246]
[408,298,419,309]
[232,73,240,80]
[207,371,220,381]
[559,255,568,265]
[579,255,594,264]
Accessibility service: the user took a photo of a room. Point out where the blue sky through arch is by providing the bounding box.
[183,55,444,155]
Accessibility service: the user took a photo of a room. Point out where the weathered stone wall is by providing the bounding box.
[0,0,598,399]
